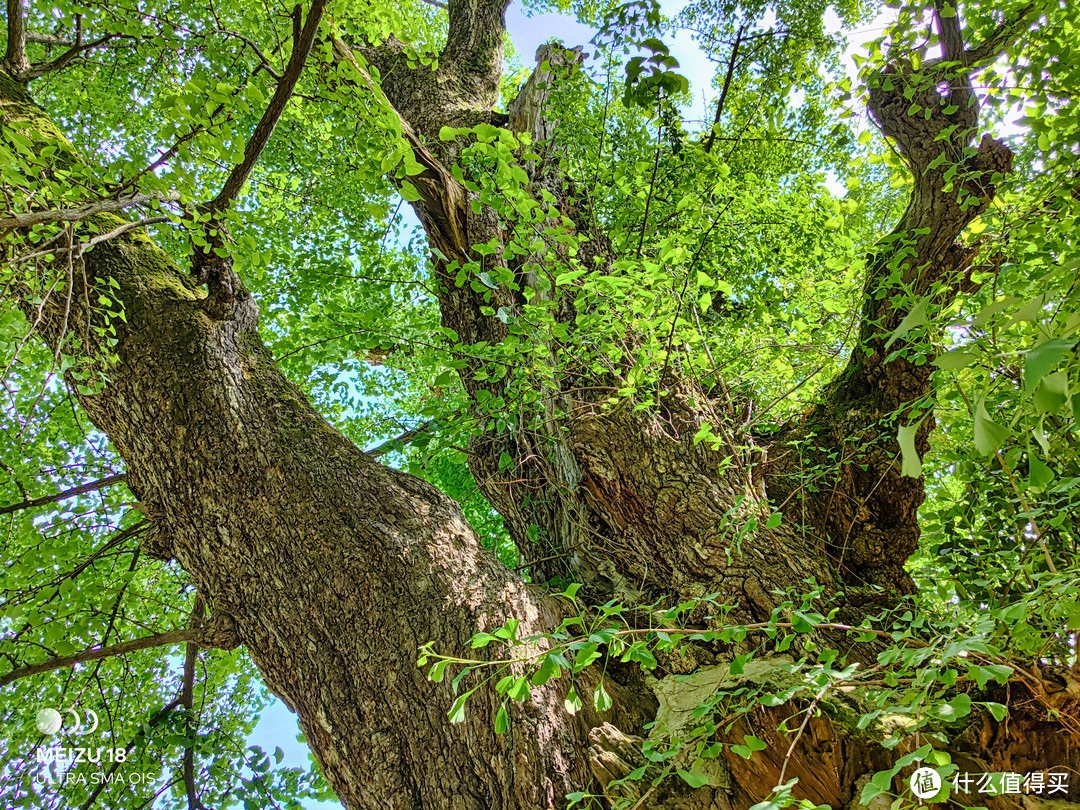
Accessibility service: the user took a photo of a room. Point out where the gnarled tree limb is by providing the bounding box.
[0,191,181,230]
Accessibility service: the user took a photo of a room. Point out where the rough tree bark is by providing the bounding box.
[2,0,1078,807]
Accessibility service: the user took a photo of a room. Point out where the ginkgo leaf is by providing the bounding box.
[974,400,1010,456]
[933,349,976,371]
[1025,339,1075,392]
[885,298,930,349]
[1028,454,1054,489]
[1033,370,1068,413]
[897,420,924,478]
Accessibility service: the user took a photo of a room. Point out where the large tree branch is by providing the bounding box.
[443,0,511,94]
[1,628,204,687]
[703,25,744,154]
[23,31,132,80]
[2,0,29,77]
[760,4,1024,594]
[190,0,328,313]
[208,0,328,210]
[0,472,126,516]
[924,2,1036,70]
[2,74,594,810]
[932,0,966,66]
[0,191,181,230]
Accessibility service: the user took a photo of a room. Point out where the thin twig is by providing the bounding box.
[181,596,205,810]
[776,683,829,787]
[635,103,664,261]
[78,698,183,810]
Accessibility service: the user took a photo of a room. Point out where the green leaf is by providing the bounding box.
[1028,454,1054,489]
[494,703,509,733]
[897,420,924,478]
[428,660,449,682]
[677,769,709,788]
[983,702,1007,721]
[1025,338,1075,392]
[508,677,531,702]
[933,349,976,371]
[791,612,815,633]
[531,654,561,686]
[885,298,930,349]
[743,734,768,752]
[559,583,582,599]
[1033,370,1068,413]
[731,736,767,759]
[860,779,885,804]
[974,400,1010,456]
[399,181,422,202]
[448,692,470,723]
[564,687,582,715]
[936,693,971,721]
[593,681,613,712]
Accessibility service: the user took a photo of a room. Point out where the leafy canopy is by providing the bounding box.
[1,0,1079,806]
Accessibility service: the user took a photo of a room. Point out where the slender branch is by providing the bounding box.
[2,0,29,76]
[78,698,183,810]
[198,28,282,80]
[26,32,72,46]
[0,191,181,230]
[656,198,734,387]
[0,472,127,516]
[76,216,170,257]
[635,108,664,260]
[208,0,329,210]
[703,25,743,154]
[367,420,437,458]
[775,683,829,788]
[0,627,202,687]
[966,3,1035,65]
[24,32,131,80]
[181,596,205,810]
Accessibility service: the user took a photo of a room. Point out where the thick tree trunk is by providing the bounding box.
[2,74,600,810]
[3,2,1080,807]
